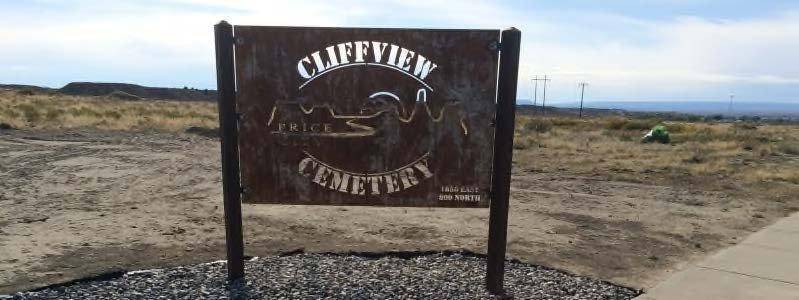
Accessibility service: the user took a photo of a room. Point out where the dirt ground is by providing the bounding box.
[0,129,793,294]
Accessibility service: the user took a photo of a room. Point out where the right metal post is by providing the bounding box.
[486,27,521,296]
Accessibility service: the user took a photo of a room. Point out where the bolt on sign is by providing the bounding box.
[234,27,500,207]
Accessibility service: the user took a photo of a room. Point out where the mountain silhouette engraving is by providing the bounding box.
[267,91,468,138]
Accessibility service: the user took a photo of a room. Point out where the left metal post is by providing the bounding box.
[214,20,245,281]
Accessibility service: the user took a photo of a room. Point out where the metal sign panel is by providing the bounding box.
[234,26,499,207]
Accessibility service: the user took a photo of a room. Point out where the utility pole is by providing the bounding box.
[578,82,588,118]
[542,75,548,114]
[531,76,538,107]
[728,93,735,116]
[531,75,550,114]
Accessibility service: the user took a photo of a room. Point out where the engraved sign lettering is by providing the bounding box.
[234,27,498,207]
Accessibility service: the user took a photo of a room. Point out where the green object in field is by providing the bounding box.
[642,125,670,144]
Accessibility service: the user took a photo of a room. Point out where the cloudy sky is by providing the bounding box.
[1,0,798,103]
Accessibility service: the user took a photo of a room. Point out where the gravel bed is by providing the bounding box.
[7,252,640,299]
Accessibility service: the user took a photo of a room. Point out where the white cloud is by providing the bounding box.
[0,0,797,102]
[515,11,799,101]
[0,0,359,87]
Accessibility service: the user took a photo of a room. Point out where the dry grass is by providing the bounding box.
[0,90,217,132]
[514,116,799,189]
[3,89,797,189]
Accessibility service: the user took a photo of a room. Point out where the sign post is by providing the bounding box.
[214,20,245,282]
[486,28,521,295]
[213,21,520,294]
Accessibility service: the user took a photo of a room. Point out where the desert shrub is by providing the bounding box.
[103,110,122,119]
[550,117,580,127]
[778,141,799,155]
[733,137,773,158]
[15,103,41,123]
[690,127,716,142]
[627,119,661,131]
[739,115,762,122]
[733,122,758,131]
[684,144,707,164]
[184,110,214,120]
[127,106,148,116]
[135,118,155,130]
[756,145,775,158]
[513,138,532,150]
[604,117,660,131]
[68,107,102,118]
[0,107,20,119]
[734,128,772,145]
[16,89,35,96]
[523,118,553,133]
[676,127,729,143]
[602,129,637,142]
[740,138,759,151]
[185,126,218,138]
[44,108,64,121]
[684,115,704,122]
[162,109,184,119]
[664,122,696,134]
[604,118,628,130]
[707,114,724,121]
[618,132,635,142]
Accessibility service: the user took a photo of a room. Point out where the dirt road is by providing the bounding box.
[0,129,789,293]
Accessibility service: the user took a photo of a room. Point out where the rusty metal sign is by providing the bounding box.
[233,26,499,207]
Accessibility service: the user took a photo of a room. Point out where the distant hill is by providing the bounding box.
[539,100,799,117]
[0,84,53,93]
[3,82,795,119]
[59,82,217,102]
[1,82,217,102]
[517,104,625,118]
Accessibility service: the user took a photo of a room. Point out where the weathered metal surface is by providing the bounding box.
[487,28,521,295]
[234,26,499,207]
[214,21,244,280]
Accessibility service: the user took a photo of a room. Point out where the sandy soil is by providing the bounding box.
[0,129,792,293]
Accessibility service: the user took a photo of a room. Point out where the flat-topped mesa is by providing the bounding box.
[297,41,438,86]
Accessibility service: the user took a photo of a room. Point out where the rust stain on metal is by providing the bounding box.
[234,26,499,207]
